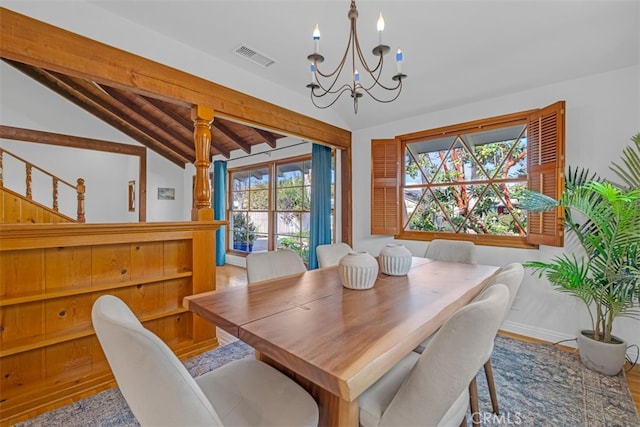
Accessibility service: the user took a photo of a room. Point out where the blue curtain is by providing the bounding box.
[213,160,227,266]
[308,144,332,269]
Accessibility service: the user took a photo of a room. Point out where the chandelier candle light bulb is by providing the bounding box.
[305,0,407,114]
[377,13,384,45]
[313,24,320,53]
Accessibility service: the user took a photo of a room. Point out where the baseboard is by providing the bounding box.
[225,254,245,267]
[500,320,578,348]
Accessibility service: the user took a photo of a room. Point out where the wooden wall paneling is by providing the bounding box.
[90,335,108,371]
[2,191,21,223]
[44,246,92,291]
[0,349,44,398]
[163,239,192,275]
[130,241,164,280]
[190,229,216,343]
[20,200,37,223]
[160,312,192,347]
[163,277,191,312]
[0,248,44,298]
[90,243,131,286]
[0,188,74,224]
[44,294,94,337]
[45,336,94,385]
[0,301,45,349]
[131,281,165,317]
[0,221,222,425]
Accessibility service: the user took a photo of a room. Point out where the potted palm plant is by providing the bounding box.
[232,213,257,252]
[521,134,640,375]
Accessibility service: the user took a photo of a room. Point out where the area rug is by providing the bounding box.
[16,336,639,427]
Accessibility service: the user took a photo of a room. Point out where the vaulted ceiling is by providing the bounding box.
[4,59,287,167]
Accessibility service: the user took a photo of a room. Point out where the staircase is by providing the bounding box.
[0,148,85,223]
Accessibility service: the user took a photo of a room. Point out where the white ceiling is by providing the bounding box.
[30,1,640,131]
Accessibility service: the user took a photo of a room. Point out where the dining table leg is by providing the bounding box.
[256,351,359,427]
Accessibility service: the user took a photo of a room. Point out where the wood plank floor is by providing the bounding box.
[215,264,640,415]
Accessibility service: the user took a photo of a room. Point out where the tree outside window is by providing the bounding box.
[372,102,565,248]
[404,124,528,236]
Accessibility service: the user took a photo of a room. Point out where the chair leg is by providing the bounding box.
[469,376,480,427]
[484,359,500,415]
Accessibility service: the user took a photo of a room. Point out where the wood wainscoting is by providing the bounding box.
[0,221,222,426]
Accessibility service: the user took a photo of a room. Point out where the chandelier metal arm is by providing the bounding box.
[310,86,354,109]
[305,0,407,113]
[314,29,353,79]
[360,80,404,103]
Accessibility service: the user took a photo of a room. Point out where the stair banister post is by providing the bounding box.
[76,178,85,222]
[191,105,214,221]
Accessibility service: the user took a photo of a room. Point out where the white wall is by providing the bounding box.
[0,61,199,223]
[351,65,640,351]
[1,1,348,131]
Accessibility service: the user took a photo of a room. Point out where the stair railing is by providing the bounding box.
[0,148,85,222]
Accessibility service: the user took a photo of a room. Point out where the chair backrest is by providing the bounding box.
[245,248,306,283]
[485,262,525,320]
[424,239,477,264]
[379,284,509,427]
[316,242,353,268]
[92,295,224,427]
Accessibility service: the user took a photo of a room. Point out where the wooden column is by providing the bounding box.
[191,105,214,221]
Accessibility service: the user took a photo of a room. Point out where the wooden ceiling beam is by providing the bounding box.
[4,60,189,167]
[214,121,251,154]
[0,8,351,150]
[0,125,146,156]
[253,128,278,149]
[53,72,195,164]
[99,85,197,160]
[144,97,228,158]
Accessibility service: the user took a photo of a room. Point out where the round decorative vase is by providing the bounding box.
[576,330,627,376]
[379,244,412,276]
[338,252,379,290]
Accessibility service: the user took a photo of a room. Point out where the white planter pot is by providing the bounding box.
[338,252,379,290]
[576,330,627,376]
[379,244,412,276]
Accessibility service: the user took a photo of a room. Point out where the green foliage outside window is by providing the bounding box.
[404,127,528,237]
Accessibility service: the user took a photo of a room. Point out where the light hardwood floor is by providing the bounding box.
[215,264,640,415]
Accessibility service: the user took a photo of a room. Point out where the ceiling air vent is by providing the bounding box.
[234,44,276,68]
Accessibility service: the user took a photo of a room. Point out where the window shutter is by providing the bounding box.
[371,139,399,235]
[526,101,565,246]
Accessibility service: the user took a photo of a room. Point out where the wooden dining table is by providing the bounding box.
[184,256,500,427]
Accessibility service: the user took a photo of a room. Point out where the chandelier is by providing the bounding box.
[306,0,407,114]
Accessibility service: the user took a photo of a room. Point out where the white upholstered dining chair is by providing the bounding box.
[92,294,318,427]
[316,242,352,268]
[468,262,525,419]
[414,239,478,353]
[424,239,478,264]
[245,248,306,283]
[358,284,509,427]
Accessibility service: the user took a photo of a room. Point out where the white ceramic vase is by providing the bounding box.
[338,252,379,290]
[379,244,412,276]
